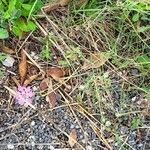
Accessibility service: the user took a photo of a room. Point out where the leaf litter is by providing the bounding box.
[46,67,65,81]
[1,1,150,149]
[2,56,15,67]
[68,129,77,148]
[82,52,109,70]
[19,50,27,85]
[1,45,15,54]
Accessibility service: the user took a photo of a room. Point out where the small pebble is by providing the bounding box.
[81,139,86,144]
[29,136,35,141]
[75,125,80,129]
[105,121,111,127]
[79,85,85,91]
[48,145,55,150]
[34,55,39,60]
[33,86,38,92]
[2,56,15,67]
[70,124,75,129]
[31,121,35,126]
[131,96,137,102]
[130,68,139,76]
[7,144,14,149]
[42,124,46,129]
[37,145,44,149]
[86,145,93,150]
[64,116,68,120]
[79,135,83,139]
[30,51,36,57]
[120,126,128,134]
[31,141,35,147]
[36,95,40,100]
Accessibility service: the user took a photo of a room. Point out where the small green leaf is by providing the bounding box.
[40,41,52,60]
[0,53,7,61]
[21,4,32,11]
[33,0,43,11]
[132,13,140,22]
[142,86,150,92]
[21,4,32,16]
[131,117,140,129]
[136,55,150,64]
[0,28,9,39]
[26,21,36,31]
[13,19,27,31]
[1,0,7,5]
[137,25,150,32]
[12,26,22,36]
[4,11,10,19]
[0,69,5,77]
[10,9,22,19]
[4,0,16,19]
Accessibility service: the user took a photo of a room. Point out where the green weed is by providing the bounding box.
[0,53,6,76]
[40,40,52,60]
[0,0,43,38]
[0,53,7,62]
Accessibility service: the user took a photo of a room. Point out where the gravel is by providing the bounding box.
[0,73,149,150]
[130,68,139,76]
[0,96,102,149]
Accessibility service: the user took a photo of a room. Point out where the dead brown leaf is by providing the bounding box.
[59,0,70,6]
[11,76,20,86]
[82,52,108,70]
[24,74,39,86]
[68,129,77,148]
[42,0,70,12]
[43,3,59,12]
[39,78,49,91]
[46,67,64,81]
[19,50,27,85]
[46,92,57,108]
[41,78,57,108]
[29,66,39,76]
[1,46,15,54]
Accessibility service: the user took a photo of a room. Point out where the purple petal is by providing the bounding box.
[14,86,34,106]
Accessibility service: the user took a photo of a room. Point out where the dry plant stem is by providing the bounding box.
[23,50,44,74]
[41,67,80,97]
[37,14,147,94]
[24,74,39,86]
[60,89,112,148]
[126,16,150,48]
[58,89,111,149]
[11,76,20,86]
[58,89,85,132]
[106,61,149,94]
[119,135,129,150]
[42,103,80,113]
[41,9,70,50]
[4,86,36,110]
[42,113,85,150]
[33,17,71,67]
[17,31,34,53]
[33,18,48,36]
[90,122,112,150]
[36,13,87,51]
[39,10,74,67]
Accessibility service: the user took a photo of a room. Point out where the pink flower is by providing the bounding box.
[15,86,34,105]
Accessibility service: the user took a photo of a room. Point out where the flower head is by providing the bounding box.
[15,86,34,105]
